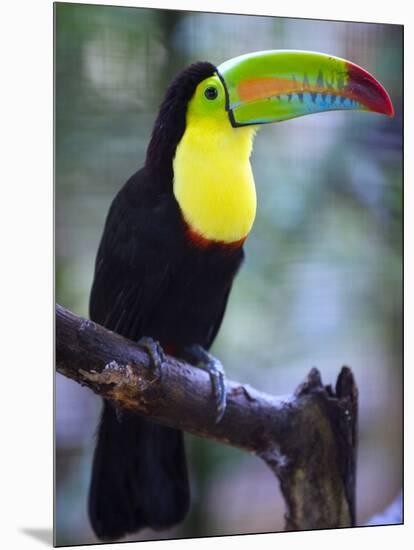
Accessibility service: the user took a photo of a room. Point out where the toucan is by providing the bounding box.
[87,50,393,541]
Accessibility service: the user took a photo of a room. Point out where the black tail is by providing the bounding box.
[88,401,190,541]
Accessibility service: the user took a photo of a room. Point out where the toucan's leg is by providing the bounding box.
[184,344,226,424]
[137,336,165,372]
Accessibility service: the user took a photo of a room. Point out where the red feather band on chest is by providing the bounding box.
[185,225,246,250]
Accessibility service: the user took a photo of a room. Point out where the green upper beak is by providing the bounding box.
[217,50,394,126]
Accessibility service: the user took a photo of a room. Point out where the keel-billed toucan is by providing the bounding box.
[88,50,393,540]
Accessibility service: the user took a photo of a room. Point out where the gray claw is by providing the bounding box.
[115,406,124,423]
[209,368,226,424]
[184,344,227,424]
[137,336,165,373]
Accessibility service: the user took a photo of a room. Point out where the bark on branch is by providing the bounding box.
[56,303,358,531]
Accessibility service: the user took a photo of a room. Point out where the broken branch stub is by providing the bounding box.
[259,367,358,530]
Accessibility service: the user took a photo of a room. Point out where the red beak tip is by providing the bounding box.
[377,97,395,117]
[387,102,395,117]
[346,61,395,118]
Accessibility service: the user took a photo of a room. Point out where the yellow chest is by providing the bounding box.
[173,119,257,244]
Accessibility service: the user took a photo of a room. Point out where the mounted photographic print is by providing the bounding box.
[54,1,403,546]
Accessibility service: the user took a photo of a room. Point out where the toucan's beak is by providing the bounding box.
[217,50,394,127]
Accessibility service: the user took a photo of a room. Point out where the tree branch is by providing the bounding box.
[56,303,358,531]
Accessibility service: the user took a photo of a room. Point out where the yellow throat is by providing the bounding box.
[173,97,257,245]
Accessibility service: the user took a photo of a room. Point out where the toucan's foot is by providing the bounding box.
[137,336,165,374]
[184,344,226,424]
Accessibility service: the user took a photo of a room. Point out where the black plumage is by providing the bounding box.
[88,62,245,540]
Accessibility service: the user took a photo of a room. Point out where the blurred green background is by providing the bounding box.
[55,2,403,546]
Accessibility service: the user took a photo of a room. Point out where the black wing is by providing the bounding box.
[89,170,173,341]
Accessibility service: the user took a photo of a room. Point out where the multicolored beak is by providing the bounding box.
[217,50,394,127]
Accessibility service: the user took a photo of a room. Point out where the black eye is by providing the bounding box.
[204,86,218,100]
